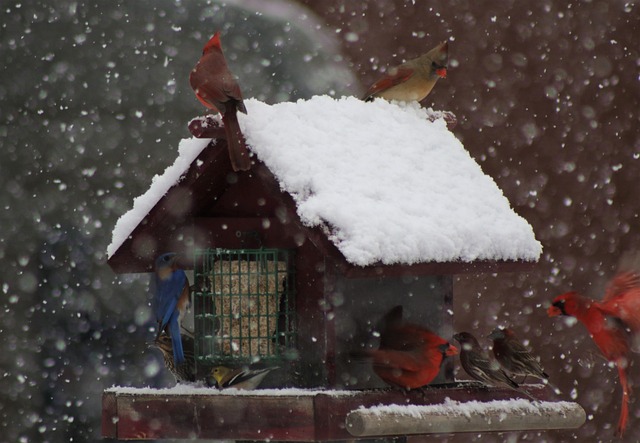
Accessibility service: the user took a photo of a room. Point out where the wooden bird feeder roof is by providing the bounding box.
[107,97,541,275]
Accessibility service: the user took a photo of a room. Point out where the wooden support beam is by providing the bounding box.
[102,384,583,441]
[345,399,586,437]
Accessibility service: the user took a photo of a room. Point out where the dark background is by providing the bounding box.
[1,0,638,441]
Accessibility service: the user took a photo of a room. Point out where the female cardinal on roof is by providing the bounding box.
[548,270,640,437]
[190,31,251,171]
[359,305,458,390]
[362,41,448,103]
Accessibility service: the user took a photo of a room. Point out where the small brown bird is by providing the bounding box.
[362,41,449,103]
[453,331,535,400]
[208,365,278,390]
[488,327,549,383]
[190,31,251,171]
[152,333,196,383]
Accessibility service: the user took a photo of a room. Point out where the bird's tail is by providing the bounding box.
[169,317,185,366]
[615,361,630,437]
[222,104,251,171]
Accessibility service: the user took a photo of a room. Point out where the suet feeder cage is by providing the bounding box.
[103,99,585,440]
[193,247,296,369]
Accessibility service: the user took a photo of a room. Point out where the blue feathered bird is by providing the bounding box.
[151,252,191,365]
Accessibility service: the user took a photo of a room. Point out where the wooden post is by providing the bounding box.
[345,401,586,437]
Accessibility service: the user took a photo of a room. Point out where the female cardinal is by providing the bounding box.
[190,31,251,171]
[362,41,448,103]
[548,271,640,437]
[361,305,458,390]
[453,332,536,400]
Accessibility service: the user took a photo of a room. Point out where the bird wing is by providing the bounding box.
[603,271,640,303]
[362,66,415,101]
[367,349,424,372]
[155,270,187,327]
[598,272,640,334]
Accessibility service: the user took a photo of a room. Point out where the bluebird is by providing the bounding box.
[151,252,191,365]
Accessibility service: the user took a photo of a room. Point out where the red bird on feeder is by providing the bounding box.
[362,41,449,103]
[361,305,458,390]
[548,270,640,437]
[190,31,251,171]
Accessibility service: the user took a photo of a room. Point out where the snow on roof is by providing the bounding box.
[106,137,211,258]
[107,95,541,265]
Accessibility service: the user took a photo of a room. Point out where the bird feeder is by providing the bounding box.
[103,97,585,440]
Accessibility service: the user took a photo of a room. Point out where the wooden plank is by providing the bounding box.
[342,259,538,278]
[345,401,585,436]
[101,391,117,438]
[102,384,573,441]
[110,393,315,441]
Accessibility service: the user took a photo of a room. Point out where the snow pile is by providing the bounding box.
[108,95,542,265]
[363,398,578,418]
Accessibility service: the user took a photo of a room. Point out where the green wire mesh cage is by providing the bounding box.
[193,248,296,367]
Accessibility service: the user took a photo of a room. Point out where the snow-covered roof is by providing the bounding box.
[108,95,541,266]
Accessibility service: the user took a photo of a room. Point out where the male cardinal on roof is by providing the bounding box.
[190,31,251,171]
[362,41,448,103]
[548,269,640,437]
[359,305,458,390]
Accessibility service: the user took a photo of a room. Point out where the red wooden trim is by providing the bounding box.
[101,392,117,438]
[342,259,538,278]
[102,384,557,440]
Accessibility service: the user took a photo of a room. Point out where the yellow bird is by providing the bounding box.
[209,365,278,390]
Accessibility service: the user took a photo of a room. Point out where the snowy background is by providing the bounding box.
[1,1,639,442]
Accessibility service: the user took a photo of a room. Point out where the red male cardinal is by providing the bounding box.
[190,31,251,171]
[361,305,458,390]
[453,332,536,400]
[362,41,448,103]
[548,270,640,437]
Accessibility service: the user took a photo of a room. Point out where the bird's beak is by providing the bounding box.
[436,67,447,78]
[445,344,459,356]
[547,305,562,317]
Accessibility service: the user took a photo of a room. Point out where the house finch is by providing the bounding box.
[362,41,448,103]
[548,270,639,437]
[453,331,535,400]
[190,31,251,171]
[488,327,549,382]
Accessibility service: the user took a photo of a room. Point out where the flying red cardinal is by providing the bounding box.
[362,41,449,103]
[190,31,251,171]
[360,305,458,390]
[548,270,640,437]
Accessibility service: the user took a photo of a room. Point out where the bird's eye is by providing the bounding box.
[552,299,567,313]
